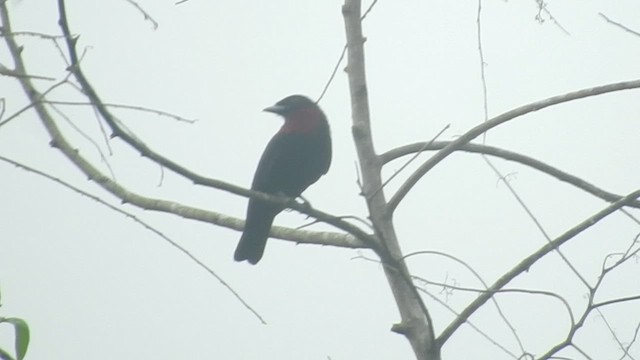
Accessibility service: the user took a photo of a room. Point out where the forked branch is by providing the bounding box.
[386,79,640,215]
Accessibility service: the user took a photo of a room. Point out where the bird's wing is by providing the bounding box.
[251,131,329,197]
[251,132,302,193]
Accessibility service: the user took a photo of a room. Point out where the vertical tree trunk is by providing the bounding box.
[341,1,439,359]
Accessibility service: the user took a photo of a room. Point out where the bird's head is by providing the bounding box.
[264,95,327,134]
[263,95,315,116]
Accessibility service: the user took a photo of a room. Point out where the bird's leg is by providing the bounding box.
[293,195,318,228]
[295,195,313,215]
[272,192,296,213]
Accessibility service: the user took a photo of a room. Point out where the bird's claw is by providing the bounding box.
[296,196,313,216]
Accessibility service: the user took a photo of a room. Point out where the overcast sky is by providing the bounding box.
[1,1,639,359]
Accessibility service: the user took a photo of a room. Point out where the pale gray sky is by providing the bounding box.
[1,1,639,359]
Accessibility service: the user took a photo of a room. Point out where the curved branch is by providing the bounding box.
[405,250,527,353]
[413,274,576,339]
[381,141,640,208]
[539,239,640,359]
[436,189,640,346]
[386,79,640,215]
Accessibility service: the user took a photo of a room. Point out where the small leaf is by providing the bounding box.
[0,346,15,360]
[0,317,29,360]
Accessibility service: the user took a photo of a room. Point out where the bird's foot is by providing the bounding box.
[295,195,313,215]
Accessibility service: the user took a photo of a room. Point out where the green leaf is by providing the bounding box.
[0,347,16,360]
[0,317,29,360]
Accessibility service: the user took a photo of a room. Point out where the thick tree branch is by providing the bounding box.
[343,1,437,359]
[387,79,640,215]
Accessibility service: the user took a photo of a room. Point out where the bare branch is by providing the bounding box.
[0,62,55,80]
[317,0,379,103]
[478,0,588,292]
[123,0,158,29]
[45,100,197,123]
[405,250,527,353]
[0,76,70,128]
[47,101,117,180]
[415,274,576,336]
[381,141,640,209]
[484,156,591,288]
[413,285,521,359]
[437,189,640,346]
[533,0,570,35]
[2,31,67,40]
[0,155,266,324]
[593,295,640,310]
[360,0,379,20]
[371,124,449,199]
[316,44,347,103]
[599,13,640,38]
[387,79,640,214]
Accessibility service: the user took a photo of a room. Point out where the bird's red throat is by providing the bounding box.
[280,107,324,134]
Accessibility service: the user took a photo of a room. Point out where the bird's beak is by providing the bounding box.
[263,104,287,115]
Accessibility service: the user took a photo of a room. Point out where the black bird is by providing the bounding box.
[234,95,332,264]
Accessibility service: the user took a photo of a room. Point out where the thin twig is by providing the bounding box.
[484,157,590,288]
[360,0,379,20]
[371,124,449,199]
[359,254,522,359]
[2,31,67,40]
[599,13,640,38]
[317,45,347,103]
[317,0,379,102]
[533,0,570,35]
[476,0,489,143]
[0,63,55,80]
[0,155,266,324]
[48,101,117,179]
[595,308,636,360]
[0,75,71,128]
[405,250,528,353]
[123,0,158,29]
[46,100,197,123]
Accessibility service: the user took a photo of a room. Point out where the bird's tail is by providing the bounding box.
[234,205,277,265]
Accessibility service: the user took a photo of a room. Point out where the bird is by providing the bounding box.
[234,95,332,264]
